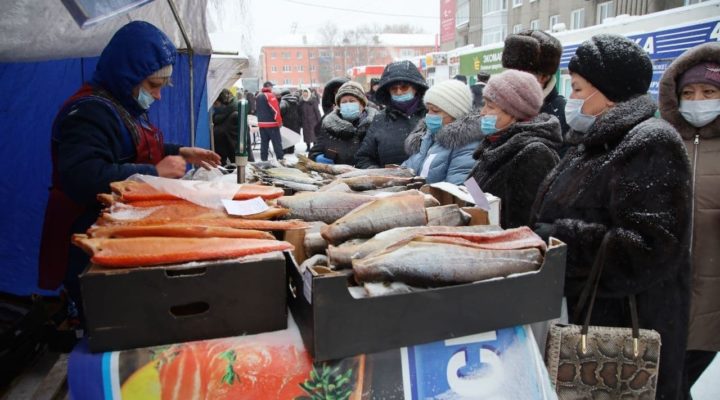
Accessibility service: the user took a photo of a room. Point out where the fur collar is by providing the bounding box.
[322,107,378,140]
[565,94,657,147]
[404,114,486,155]
[659,43,720,140]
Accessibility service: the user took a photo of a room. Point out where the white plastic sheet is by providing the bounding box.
[130,173,238,210]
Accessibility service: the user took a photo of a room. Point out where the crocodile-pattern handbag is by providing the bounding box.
[544,237,661,400]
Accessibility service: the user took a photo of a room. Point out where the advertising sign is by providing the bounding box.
[459,48,505,76]
[440,0,456,44]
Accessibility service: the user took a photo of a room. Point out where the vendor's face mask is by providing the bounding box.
[679,99,720,128]
[136,88,155,110]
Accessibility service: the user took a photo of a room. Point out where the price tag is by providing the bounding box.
[222,197,269,216]
[463,177,491,211]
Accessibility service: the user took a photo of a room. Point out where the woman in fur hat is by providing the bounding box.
[298,88,321,149]
[658,42,720,398]
[530,34,692,400]
[308,82,378,166]
[355,60,428,168]
[402,79,482,184]
[467,69,562,229]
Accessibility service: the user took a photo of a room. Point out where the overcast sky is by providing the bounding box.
[237,0,441,55]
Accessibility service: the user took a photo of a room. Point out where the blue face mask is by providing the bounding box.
[425,114,443,134]
[480,115,498,135]
[136,87,155,110]
[340,102,361,120]
[391,91,414,103]
[565,91,598,133]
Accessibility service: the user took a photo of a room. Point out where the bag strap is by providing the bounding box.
[573,235,642,358]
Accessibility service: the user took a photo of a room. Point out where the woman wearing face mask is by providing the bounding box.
[466,70,562,229]
[355,60,428,169]
[308,82,379,165]
[401,79,481,184]
[658,42,720,399]
[530,34,692,400]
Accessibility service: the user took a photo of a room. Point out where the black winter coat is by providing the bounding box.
[467,113,562,229]
[309,107,378,165]
[299,97,321,143]
[280,94,302,133]
[530,95,692,400]
[354,104,427,168]
[212,98,239,164]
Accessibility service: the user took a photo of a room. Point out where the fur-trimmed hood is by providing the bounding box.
[322,107,378,140]
[565,94,657,147]
[405,114,485,155]
[659,42,720,140]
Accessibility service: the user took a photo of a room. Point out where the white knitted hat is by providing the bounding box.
[423,79,473,119]
[149,64,173,79]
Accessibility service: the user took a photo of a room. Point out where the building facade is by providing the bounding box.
[260,37,434,88]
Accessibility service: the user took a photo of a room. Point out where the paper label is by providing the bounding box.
[302,268,313,304]
[464,177,491,211]
[419,153,437,178]
[222,197,269,216]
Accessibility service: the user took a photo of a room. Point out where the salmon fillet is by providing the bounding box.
[72,235,294,268]
[87,224,275,240]
[110,181,284,202]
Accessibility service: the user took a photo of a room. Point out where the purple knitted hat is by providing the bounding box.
[483,70,543,120]
[678,62,720,92]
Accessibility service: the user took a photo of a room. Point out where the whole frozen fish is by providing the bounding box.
[426,204,471,226]
[297,154,356,175]
[303,221,329,258]
[337,168,416,179]
[261,167,321,185]
[318,181,354,193]
[338,176,416,191]
[326,239,368,269]
[273,179,319,192]
[277,192,374,224]
[321,194,427,245]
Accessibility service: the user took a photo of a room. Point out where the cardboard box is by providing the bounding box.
[286,233,567,361]
[81,252,287,352]
[420,183,501,226]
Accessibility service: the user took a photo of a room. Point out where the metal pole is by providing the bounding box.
[166,0,196,147]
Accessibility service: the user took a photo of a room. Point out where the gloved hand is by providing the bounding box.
[533,222,555,242]
[315,154,335,164]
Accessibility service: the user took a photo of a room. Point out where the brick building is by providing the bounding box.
[260,34,435,89]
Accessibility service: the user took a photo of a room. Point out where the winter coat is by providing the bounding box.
[541,85,569,136]
[402,115,484,185]
[299,96,321,143]
[280,93,302,133]
[468,113,562,228]
[255,88,282,128]
[354,104,427,168]
[530,94,692,400]
[659,42,720,352]
[470,83,485,109]
[212,97,239,164]
[308,107,378,165]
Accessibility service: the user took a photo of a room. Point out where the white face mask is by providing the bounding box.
[565,91,601,133]
[679,99,720,128]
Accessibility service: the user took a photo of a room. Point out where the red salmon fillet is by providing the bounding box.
[87,224,275,240]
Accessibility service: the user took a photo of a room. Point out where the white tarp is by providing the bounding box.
[0,0,212,62]
[207,55,248,107]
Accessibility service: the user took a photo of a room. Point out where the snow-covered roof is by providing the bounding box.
[262,33,435,48]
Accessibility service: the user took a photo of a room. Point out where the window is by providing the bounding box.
[456,0,470,26]
[282,51,291,59]
[482,0,507,14]
[530,19,539,30]
[319,50,329,57]
[308,52,315,58]
[571,8,585,30]
[296,51,303,59]
[482,26,506,45]
[597,1,614,24]
[512,0,522,8]
[284,79,292,85]
[270,52,276,59]
[549,14,559,30]
[283,65,292,72]
[685,0,710,4]
[297,65,304,72]
[310,65,317,72]
[513,24,523,33]
[399,48,415,58]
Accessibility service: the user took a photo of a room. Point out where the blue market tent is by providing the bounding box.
[0,1,214,295]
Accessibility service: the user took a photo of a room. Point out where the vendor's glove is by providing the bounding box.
[316,154,335,164]
[533,222,555,242]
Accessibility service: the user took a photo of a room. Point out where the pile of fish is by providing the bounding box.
[73,179,305,269]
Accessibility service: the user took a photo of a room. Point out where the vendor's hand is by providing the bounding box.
[156,155,187,178]
[315,154,334,164]
[179,147,221,170]
[533,222,555,242]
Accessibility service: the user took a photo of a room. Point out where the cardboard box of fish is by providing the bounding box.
[74,177,306,352]
[280,185,566,362]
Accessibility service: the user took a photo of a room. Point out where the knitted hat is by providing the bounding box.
[677,62,720,91]
[423,79,473,119]
[335,81,368,106]
[568,34,652,102]
[148,64,173,79]
[502,30,562,76]
[483,70,543,120]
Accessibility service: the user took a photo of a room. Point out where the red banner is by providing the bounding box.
[440,0,456,44]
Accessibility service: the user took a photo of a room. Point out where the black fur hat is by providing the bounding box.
[568,34,652,102]
[502,30,562,76]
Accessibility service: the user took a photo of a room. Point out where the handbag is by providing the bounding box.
[544,236,662,399]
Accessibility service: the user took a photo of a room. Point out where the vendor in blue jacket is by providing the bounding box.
[37,21,220,319]
[402,79,481,184]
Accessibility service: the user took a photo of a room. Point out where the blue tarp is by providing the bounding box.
[0,53,211,296]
